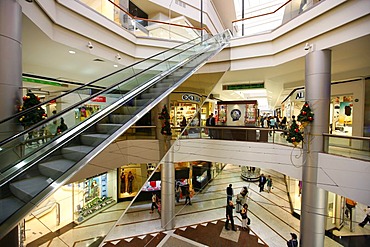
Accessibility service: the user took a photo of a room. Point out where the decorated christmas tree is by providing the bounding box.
[297,101,314,126]
[286,115,303,146]
[18,91,47,128]
[158,104,172,136]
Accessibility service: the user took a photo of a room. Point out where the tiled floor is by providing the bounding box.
[31,164,370,247]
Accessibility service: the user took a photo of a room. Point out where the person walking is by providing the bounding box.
[287,233,298,247]
[206,113,216,138]
[175,184,181,203]
[226,184,234,204]
[184,186,192,205]
[240,203,249,230]
[150,192,158,214]
[236,193,243,213]
[225,200,237,231]
[266,175,273,193]
[258,174,267,192]
[345,198,357,219]
[359,206,370,227]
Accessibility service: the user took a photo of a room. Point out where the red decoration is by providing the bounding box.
[295,128,299,132]
[302,111,306,115]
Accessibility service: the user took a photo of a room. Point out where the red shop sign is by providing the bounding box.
[91,96,106,102]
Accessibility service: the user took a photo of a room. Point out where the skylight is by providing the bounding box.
[233,0,287,36]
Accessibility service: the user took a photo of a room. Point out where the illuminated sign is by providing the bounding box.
[182,94,201,102]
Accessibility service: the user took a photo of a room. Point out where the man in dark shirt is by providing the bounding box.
[225,200,237,231]
[206,113,216,138]
[226,184,233,204]
[287,233,298,247]
[258,174,267,192]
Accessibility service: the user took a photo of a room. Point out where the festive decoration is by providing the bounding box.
[18,91,47,128]
[297,101,314,126]
[158,104,172,136]
[286,116,303,146]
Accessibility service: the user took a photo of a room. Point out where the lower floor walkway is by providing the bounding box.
[29,165,369,247]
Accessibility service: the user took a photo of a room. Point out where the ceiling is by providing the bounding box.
[21,6,370,110]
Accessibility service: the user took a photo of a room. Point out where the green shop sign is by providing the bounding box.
[223,83,264,90]
[22,77,66,87]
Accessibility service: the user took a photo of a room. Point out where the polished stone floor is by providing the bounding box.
[27,164,370,247]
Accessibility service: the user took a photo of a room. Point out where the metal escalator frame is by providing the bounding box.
[0,36,206,147]
[0,31,231,239]
[0,36,221,186]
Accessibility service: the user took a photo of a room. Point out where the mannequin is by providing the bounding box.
[120,171,126,193]
[128,171,134,194]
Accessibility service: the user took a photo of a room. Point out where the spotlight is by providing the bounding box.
[304,42,314,51]
[116,54,122,60]
[87,41,93,49]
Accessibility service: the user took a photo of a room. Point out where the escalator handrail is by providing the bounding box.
[0,32,230,239]
[0,38,220,186]
[0,36,205,126]
[0,34,220,147]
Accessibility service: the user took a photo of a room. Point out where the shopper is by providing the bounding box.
[206,113,216,138]
[184,186,192,205]
[240,203,249,230]
[287,233,298,247]
[266,175,273,193]
[236,193,243,213]
[150,192,158,214]
[345,198,357,219]
[225,200,237,231]
[175,184,181,203]
[359,206,370,227]
[258,174,266,192]
[226,184,234,204]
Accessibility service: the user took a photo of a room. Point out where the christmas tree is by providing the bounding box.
[297,101,314,126]
[18,91,47,128]
[158,104,172,136]
[286,116,303,146]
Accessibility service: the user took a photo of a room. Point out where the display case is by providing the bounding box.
[192,162,211,191]
[216,100,258,126]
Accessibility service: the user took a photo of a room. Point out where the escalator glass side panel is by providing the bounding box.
[0,30,231,237]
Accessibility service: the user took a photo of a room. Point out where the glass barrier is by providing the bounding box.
[0,30,231,239]
[77,0,202,41]
[232,0,318,38]
[323,134,370,161]
[20,126,158,246]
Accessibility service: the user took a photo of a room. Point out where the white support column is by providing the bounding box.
[300,49,331,247]
[161,147,175,230]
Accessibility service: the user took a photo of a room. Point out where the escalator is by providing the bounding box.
[0,30,231,239]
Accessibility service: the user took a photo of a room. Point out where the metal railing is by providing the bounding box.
[232,0,320,37]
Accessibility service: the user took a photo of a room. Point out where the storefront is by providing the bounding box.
[23,170,117,245]
[117,163,147,201]
[281,79,364,138]
[216,100,258,126]
[170,92,206,136]
[74,172,116,223]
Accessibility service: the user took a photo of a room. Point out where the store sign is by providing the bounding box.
[294,90,305,101]
[91,96,106,102]
[223,83,264,90]
[182,94,200,102]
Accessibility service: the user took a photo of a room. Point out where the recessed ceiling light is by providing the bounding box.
[68,50,76,54]
[113,64,118,67]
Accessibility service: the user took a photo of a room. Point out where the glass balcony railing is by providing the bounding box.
[232,0,321,37]
[77,0,205,41]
